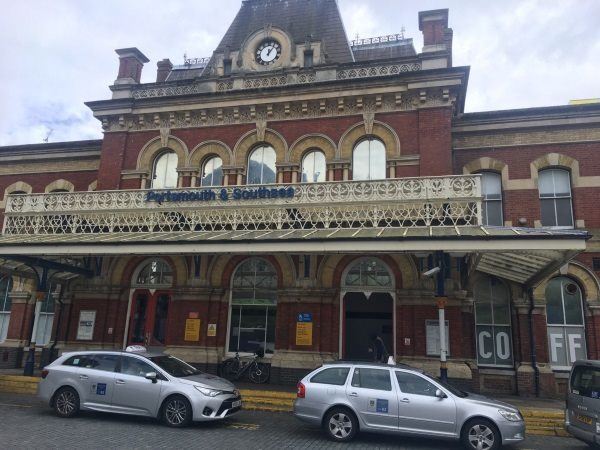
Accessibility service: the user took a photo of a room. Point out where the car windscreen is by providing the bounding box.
[149,355,201,377]
[571,365,600,399]
[422,371,468,398]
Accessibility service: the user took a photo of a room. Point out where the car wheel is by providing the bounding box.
[249,362,270,384]
[323,407,358,442]
[162,395,192,427]
[53,387,80,418]
[461,418,501,450]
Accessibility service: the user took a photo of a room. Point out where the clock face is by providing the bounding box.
[256,39,281,65]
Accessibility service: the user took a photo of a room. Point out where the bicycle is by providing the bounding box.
[219,348,270,384]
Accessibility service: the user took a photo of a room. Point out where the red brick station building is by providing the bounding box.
[0,0,598,397]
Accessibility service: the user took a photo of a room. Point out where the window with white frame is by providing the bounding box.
[474,275,513,367]
[301,150,326,183]
[480,172,503,226]
[200,156,223,187]
[352,138,386,181]
[344,258,392,289]
[0,276,13,342]
[35,284,57,346]
[228,258,277,355]
[151,151,178,189]
[247,146,276,185]
[538,168,574,228]
[546,277,587,369]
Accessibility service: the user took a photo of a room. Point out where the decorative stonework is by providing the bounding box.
[337,63,421,80]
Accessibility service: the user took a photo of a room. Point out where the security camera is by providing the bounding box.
[422,267,441,277]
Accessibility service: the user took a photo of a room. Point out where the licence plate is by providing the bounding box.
[232,400,242,408]
[575,413,593,425]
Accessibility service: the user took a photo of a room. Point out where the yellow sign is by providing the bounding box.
[296,322,313,346]
[184,318,201,341]
[207,323,217,337]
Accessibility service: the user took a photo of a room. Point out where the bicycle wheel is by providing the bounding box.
[221,359,240,381]
[248,362,270,384]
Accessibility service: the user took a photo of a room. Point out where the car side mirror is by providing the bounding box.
[435,389,447,399]
[145,371,158,383]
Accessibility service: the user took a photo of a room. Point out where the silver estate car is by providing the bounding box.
[38,348,241,427]
[294,361,525,449]
[565,360,600,447]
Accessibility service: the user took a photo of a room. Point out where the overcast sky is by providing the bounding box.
[0,0,598,146]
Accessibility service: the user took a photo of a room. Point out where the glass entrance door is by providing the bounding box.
[128,291,170,347]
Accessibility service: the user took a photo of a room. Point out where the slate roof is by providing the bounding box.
[214,0,354,65]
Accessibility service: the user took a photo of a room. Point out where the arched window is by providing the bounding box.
[136,259,173,286]
[301,150,326,183]
[151,151,178,189]
[474,276,513,367]
[0,276,13,342]
[343,258,392,289]
[539,168,573,228]
[35,283,57,346]
[247,145,276,185]
[200,156,223,187]
[480,172,503,226]
[546,277,587,369]
[352,138,386,181]
[229,258,277,354]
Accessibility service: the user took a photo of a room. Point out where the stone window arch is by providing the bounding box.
[233,128,287,170]
[133,259,174,287]
[352,138,386,181]
[44,179,74,193]
[137,135,189,188]
[301,149,326,183]
[151,150,178,189]
[342,257,394,290]
[338,121,400,161]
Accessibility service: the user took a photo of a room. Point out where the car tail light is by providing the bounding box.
[297,382,305,398]
[41,369,49,379]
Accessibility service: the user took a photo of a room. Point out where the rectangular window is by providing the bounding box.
[481,172,503,226]
[539,169,574,228]
[310,367,350,385]
[351,367,392,391]
[228,305,276,355]
[223,59,232,76]
[571,366,600,398]
[303,50,313,68]
[395,371,437,397]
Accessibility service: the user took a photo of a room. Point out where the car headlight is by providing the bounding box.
[498,409,522,422]
[194,386,224,397]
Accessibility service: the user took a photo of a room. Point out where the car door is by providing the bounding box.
[112,355,164,416]
[345,366,398,430]
[75,353,118,410]
[394,370,457,437]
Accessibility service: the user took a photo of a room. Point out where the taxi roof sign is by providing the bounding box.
[125,345,147,353]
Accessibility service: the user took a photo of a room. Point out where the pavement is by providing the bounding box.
[0,392,587,449]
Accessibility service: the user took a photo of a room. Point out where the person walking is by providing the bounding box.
[369,334,389,363]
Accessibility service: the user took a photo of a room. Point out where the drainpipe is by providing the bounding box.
[527,287,540,397]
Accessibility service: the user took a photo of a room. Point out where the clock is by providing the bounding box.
[256,39,281,65]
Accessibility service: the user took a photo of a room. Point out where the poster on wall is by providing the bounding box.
[184,318,201,341]
[296,322,313,346]
[425,320,450,356]
[76,310,96,341]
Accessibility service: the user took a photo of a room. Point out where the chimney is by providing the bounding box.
[156,59,173,83]
[418,9,451,52]
[114,47,150,85]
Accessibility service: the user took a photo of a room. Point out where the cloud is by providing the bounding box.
[0,0,598,145]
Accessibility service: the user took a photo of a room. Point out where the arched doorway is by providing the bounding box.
[128,259,173,348]
[341,258,395,360]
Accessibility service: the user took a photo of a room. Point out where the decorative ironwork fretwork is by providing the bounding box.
[350,33,407,48]
[3,176,482,235]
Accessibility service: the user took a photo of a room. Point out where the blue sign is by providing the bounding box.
[376,399,388,413]
[146,186,295,204]
[96,383,107,396]
[297,313,312,322]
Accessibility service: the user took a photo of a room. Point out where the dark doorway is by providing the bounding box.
[128,290,170,348]
[344,292,393,361]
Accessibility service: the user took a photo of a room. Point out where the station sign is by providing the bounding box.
[146,186,295,204]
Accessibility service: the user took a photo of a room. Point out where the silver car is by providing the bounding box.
[294,361,525,449]
[565,359,600,446]
[38,347,241,427]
